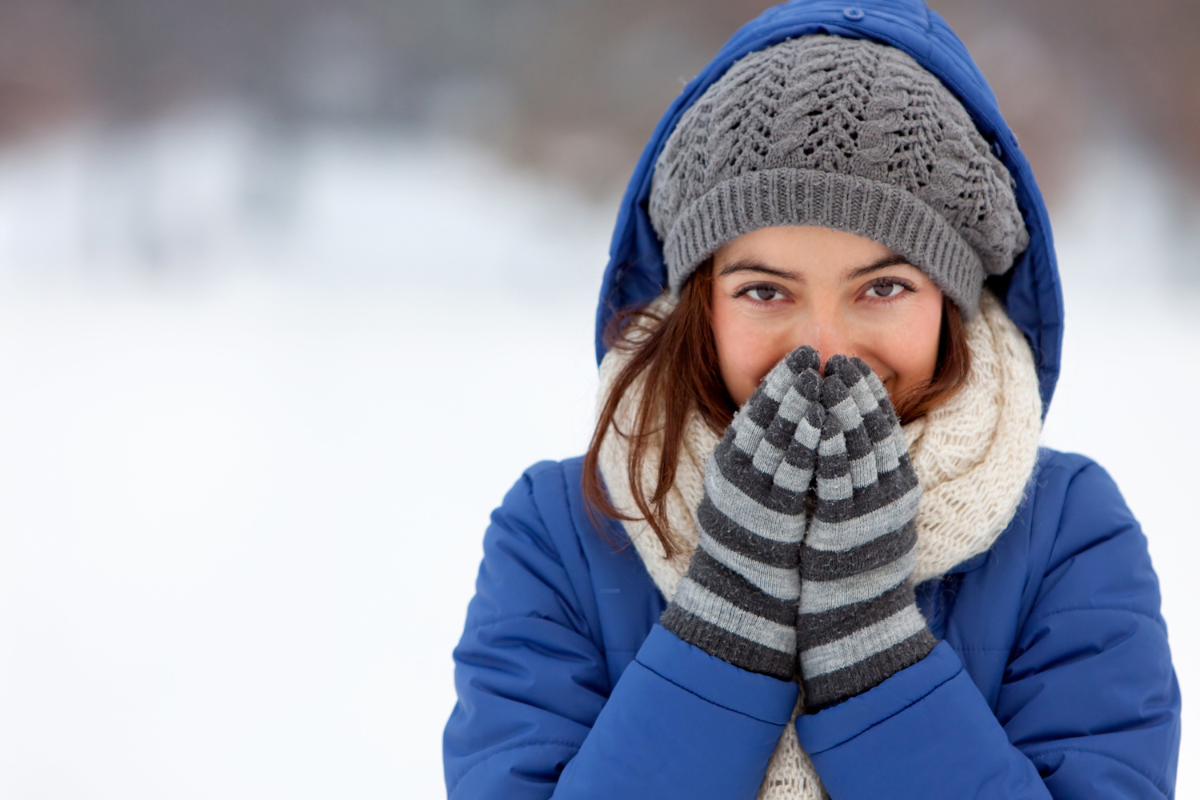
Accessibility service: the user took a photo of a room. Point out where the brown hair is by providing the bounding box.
[581,259,971,557]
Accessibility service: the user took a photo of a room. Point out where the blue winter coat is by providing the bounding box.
[443,1,1182,797]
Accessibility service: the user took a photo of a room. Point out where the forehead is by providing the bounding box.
[714,226,901,273]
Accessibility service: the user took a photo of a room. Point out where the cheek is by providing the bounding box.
[711,301,794,407]
[874,300,943,396]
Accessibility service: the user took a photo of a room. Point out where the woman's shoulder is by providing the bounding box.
[1034,446,1114,480]
[957,446,1157,622]
[1016,447,1161,617]
[490,456,595,542]
[1029,446,1138,529]
[477,458,665,672]
[486,456,637,582]
[964,447,1141,572]
[464,458,605,641]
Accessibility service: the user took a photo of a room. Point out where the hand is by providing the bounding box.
[661,345,824,680]
[797,355,936,711]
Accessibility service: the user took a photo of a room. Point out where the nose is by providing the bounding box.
[799,309,850,376]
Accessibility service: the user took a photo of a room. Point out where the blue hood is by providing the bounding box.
[595,0,1064,414]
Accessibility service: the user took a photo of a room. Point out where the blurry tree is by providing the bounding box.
[487,0,1200,199]
[0,0,97,138]
[0,0,1196,199]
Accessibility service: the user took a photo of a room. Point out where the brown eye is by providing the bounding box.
[865,281,906,299]
[746,286,784,302]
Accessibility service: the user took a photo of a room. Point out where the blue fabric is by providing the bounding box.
[594,0,1064,415]
[445,0,1179,795]
[444,453,1180,798]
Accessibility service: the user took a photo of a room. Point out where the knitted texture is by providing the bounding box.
[798,357,936,711]
[661,347,823,679]
[648,35,1029,316]
[595,290,1041,799]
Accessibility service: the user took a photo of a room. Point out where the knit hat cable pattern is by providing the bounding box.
[649,35,1030,317]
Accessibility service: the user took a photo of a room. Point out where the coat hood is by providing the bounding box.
[594,0,1064,415]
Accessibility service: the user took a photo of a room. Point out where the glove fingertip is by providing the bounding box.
[809,398,826,428]
[796,368,822,402]
[833,356,864,387]
[790,397,825,452]
[820,374,849,408]
[787,345,821,373]
[851,358,890,403]
[819,409,842,440]
[759,362,795,399]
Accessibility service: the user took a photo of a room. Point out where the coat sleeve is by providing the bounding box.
[794,457,1181,799]
[443,462,799,799]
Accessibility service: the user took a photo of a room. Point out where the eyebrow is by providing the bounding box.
[717,261,799,280]
[718,253,912,282]
[846,254,911,280]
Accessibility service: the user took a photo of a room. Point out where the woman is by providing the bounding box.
[443,2,1181,798]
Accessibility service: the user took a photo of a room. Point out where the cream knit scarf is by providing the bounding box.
[596,290,1043,799]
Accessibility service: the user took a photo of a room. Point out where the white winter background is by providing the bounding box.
[0,114,1195,798]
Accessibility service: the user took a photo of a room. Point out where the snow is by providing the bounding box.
[0,120,1194,798]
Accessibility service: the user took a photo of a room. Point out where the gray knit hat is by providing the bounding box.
[649,35,1029,317]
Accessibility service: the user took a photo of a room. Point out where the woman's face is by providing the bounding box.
[711,225,945,406]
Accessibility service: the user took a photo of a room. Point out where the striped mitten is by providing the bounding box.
[661,346,825,681]
[797,355,937,711]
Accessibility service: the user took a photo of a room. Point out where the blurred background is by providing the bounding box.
[0,0,1196,797]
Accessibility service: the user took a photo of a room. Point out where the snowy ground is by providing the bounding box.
[0,120,1195,798]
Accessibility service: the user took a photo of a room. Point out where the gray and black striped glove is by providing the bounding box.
[797,355,937,711]
[661,346,824,681]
